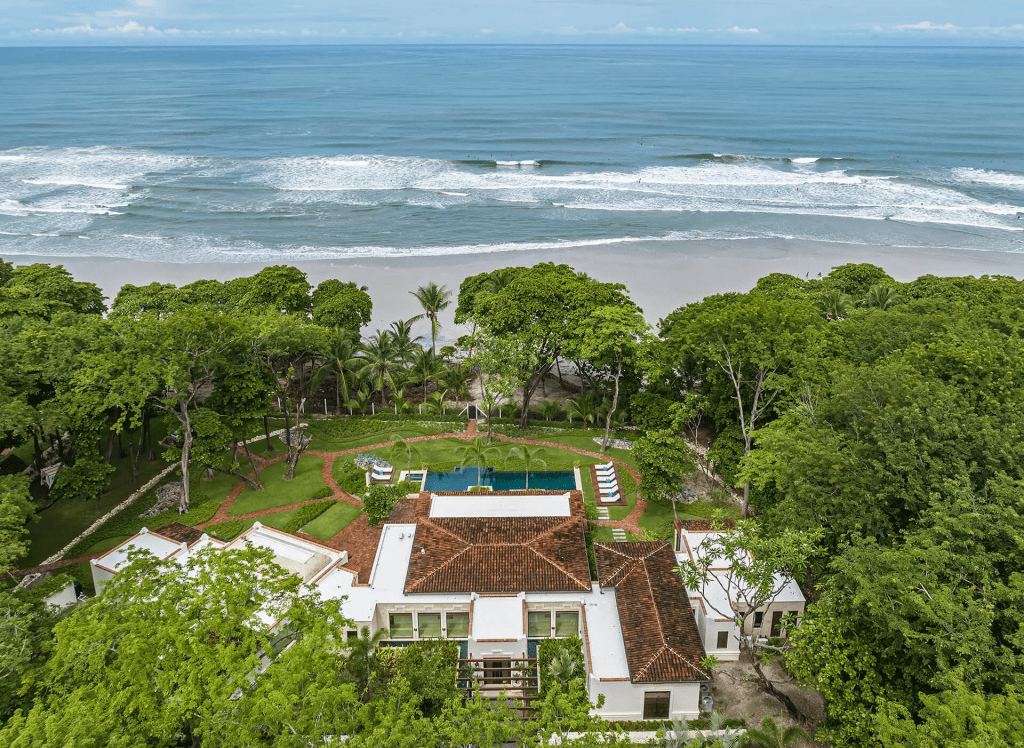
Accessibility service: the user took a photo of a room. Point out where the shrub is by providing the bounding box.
[207,519,246,540]
[282,499,333,534]
[310,485,332,500]
[364,483,407,525]
[335,460,367,497]
[537,636,586,696]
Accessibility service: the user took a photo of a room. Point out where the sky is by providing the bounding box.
[1,0,1022,45]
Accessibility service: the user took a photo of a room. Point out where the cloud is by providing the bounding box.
[609,22,635,33]
[725,26,759,33]
[479,28,493,34]
[893,21,958,31]
[644,26,699,34]
[30,20,188,35]
[974,24,1024,34]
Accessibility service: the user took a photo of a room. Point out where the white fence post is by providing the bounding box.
[324,399,328,415]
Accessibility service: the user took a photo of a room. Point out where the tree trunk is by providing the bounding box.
[117,430,126,459]
[240,441,263,489]
[555,356,565,391]
[178,399,193,513]
[127,438,140,484]
[336,377,342,416]
[103,429,116,464]
[746,641,806,723]
[31,431,44,479]
[600,358,622,454]
[263,415,274,454]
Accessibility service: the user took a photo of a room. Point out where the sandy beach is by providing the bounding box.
[10,239,1023,340]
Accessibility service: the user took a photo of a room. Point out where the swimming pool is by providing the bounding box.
[422,467,577,492]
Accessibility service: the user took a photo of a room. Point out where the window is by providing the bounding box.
[346,630,359,641]
[419,613,442,638]
[555,611,579,638]
[389,613,413,638]
[446,612,469,638]
[753,612,764,629]
[717,630,730,649]
[528,611,551,638]
[643,691,671,720]
[483,659,512,684]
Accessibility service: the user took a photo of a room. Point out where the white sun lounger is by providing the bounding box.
[599,485,620,495]
[596,462,615,470]
[599,492,621,502]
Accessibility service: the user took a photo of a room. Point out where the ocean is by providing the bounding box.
[1,45,1022,263]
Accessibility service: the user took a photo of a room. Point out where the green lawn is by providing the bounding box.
[207,507,305,541]
[531,431,637,467]
[228,456,326,516]
[300,502,363,540]
[305,427,434,454]
[197,471,244,504]
[86,535,133,554]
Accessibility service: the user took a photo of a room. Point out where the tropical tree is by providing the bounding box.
[389,435,417,474]
[410,282,452,353]
[739,715,810,748]
[311,328,362,414]
[408,347,446,402]
[389,318,425,362]
[345,625,391,701]
[346,386,373,415]
[312,279,373,332]
[675,519,821,720]
[816,290,854,320]
[507,445,547,489]
[534,398,565,421]
[423,390,450,414]
[357,331,402,404]
[566,391,601,425]
[863,283,901,310]
[458,436,500,484]
[577,304,650,452]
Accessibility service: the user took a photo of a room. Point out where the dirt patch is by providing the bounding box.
[711,657,825,740]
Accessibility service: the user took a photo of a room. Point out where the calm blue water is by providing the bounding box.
[423,467,576,492]
[1,45,1022,261]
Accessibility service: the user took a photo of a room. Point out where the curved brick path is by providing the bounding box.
[14,422,649,575]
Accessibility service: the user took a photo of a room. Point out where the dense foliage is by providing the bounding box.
[2,255,1023,746]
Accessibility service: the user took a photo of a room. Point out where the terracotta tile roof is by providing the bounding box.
[153,522,208,546]
[595,541,709,683]
[674,519,736,532]
[405,516,592,594]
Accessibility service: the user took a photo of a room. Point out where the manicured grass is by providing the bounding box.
[197,471,244,504]
[86,535,133,554]
[300,502,362,541]
[227,456,325,516]
[676,499,742,521]
[208,507,305,540]
[532,431,637,467]
[305,427,439,453]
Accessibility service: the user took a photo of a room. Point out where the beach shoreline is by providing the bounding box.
[8,238,1022,336]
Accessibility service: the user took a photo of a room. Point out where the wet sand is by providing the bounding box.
[9,239,1023,340]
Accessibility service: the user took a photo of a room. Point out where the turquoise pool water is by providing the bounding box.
[423,468,576,492]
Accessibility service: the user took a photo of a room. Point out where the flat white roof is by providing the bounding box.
[473,595,524,640]
[429,493,571,518]
[226,525,336,582]
[527,586,631,681]
[94,529,183,571]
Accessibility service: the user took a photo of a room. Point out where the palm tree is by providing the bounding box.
[817,290,853,320]
[546,650,581,683]
[389,434,416,474]
[310,329,361,415]
[441,362,472,400]
[410,282,452,354]
[566,391,600,425]
[458,436,499,486]
[389,318,425,362]
[345,625,390,700]
[424,390,450,414]
[739,715,811,748]
[863,284,901,310]
[507,445,547,490]
[408,347,445,402]
[356,331,401,404]
[533,399,565,422]
[345,386,372,415]
[391,387,413,414]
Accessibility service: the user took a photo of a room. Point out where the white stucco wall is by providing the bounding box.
[590,677,702,720]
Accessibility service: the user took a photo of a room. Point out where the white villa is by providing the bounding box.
[674,520,806,662]
[90,491,805,722]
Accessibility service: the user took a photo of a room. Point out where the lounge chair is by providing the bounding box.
[596,461,615,470]
[599,485,620,495]
[595,468,616,478]
[599,492,621,502]
[597,476,617,485]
